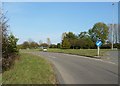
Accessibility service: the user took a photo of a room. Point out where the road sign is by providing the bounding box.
[96,40,102,47]
[96,40,102,57]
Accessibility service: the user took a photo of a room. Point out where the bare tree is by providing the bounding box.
[108,24,119,44]
[46,38,51,46]
[39,40,43,45]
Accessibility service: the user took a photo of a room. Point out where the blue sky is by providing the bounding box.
[3,2,118,44]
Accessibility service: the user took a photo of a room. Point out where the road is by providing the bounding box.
[102,51,119,64]
[30,51,118,84]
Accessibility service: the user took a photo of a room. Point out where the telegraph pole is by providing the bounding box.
[0,0,2,84]
[111,3,114,50]
[0,1,3,45]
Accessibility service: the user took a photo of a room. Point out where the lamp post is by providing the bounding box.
[111,3,114,50]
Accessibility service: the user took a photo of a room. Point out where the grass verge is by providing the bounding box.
[47,48,111,57]
[2,53,56,84]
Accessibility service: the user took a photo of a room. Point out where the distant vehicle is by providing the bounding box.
[39,46,48,52]
[43,48,47,52]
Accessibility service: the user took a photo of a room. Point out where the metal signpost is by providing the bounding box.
[96,39,102,57]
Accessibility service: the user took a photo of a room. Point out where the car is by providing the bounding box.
[43,48,47,52]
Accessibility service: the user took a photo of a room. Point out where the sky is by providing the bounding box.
[3,2,118,44]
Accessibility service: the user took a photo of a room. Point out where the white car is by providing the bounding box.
[43,48,47,52]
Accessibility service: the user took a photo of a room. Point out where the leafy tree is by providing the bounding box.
[63,32,77,49]
[65,32,77,39]
[1,11,19,71]
[50,44,57,48]
[30,41,39,49]
[22,41,30,49]
[76,39,85,49]
[83,38,95,49]
[88,22,109,43]
[20,41,39,49]
[78,31,89,39]
[62,38,71,49]
[62,32,67,41]
[40,43,49,48]
[69,39,77,49]
[57,43,61,48]
[7,34,19,53]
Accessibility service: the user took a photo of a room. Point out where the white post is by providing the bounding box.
[98,46,100,57]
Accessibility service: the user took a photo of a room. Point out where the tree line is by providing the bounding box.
[61,22,109,49]
[55,22,120,49]
[18,22,120,50]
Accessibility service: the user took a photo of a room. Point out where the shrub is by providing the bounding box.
[1,14,19,72]
[2,34,19,72]
[114,43,120,49]
[101,44,111,49]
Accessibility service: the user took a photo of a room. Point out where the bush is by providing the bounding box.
[101,44,111,49]
[2,34,19,72]
[114,43,120,49]
[1,14,19,72]
[50,44,57,48]
[2,54,19,71]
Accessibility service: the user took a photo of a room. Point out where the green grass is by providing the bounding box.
[20,48,111,57]
[47,48,111,57]
[0,74,2,84]
[2,53,56,84]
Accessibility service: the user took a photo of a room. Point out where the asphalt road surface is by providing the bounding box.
[30,51,118,84]
[102,51,119,64]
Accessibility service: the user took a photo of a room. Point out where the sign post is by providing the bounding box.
[96,39,102,57]
[98,46,100,56]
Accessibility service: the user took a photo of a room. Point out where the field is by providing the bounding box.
[2,53,56,84]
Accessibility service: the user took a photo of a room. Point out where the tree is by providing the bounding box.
[78,31,89,39]
[65,32,77,39]
[1,10,19,71]
[57,43,61,48]
[69,39,77,49]
[88,22,109,44]
[63,32,77,49]
[47,38,51,47]
[22,41,30,49]
[83,38,95,49]
[21,40,39,49]
[7,33,19,53]
[62,38,71,49]
[40,43,49,48]
[62,32,67,41]
[50,44,57,48]
[30,41,39,48]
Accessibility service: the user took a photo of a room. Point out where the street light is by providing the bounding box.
[111,2,114,50]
